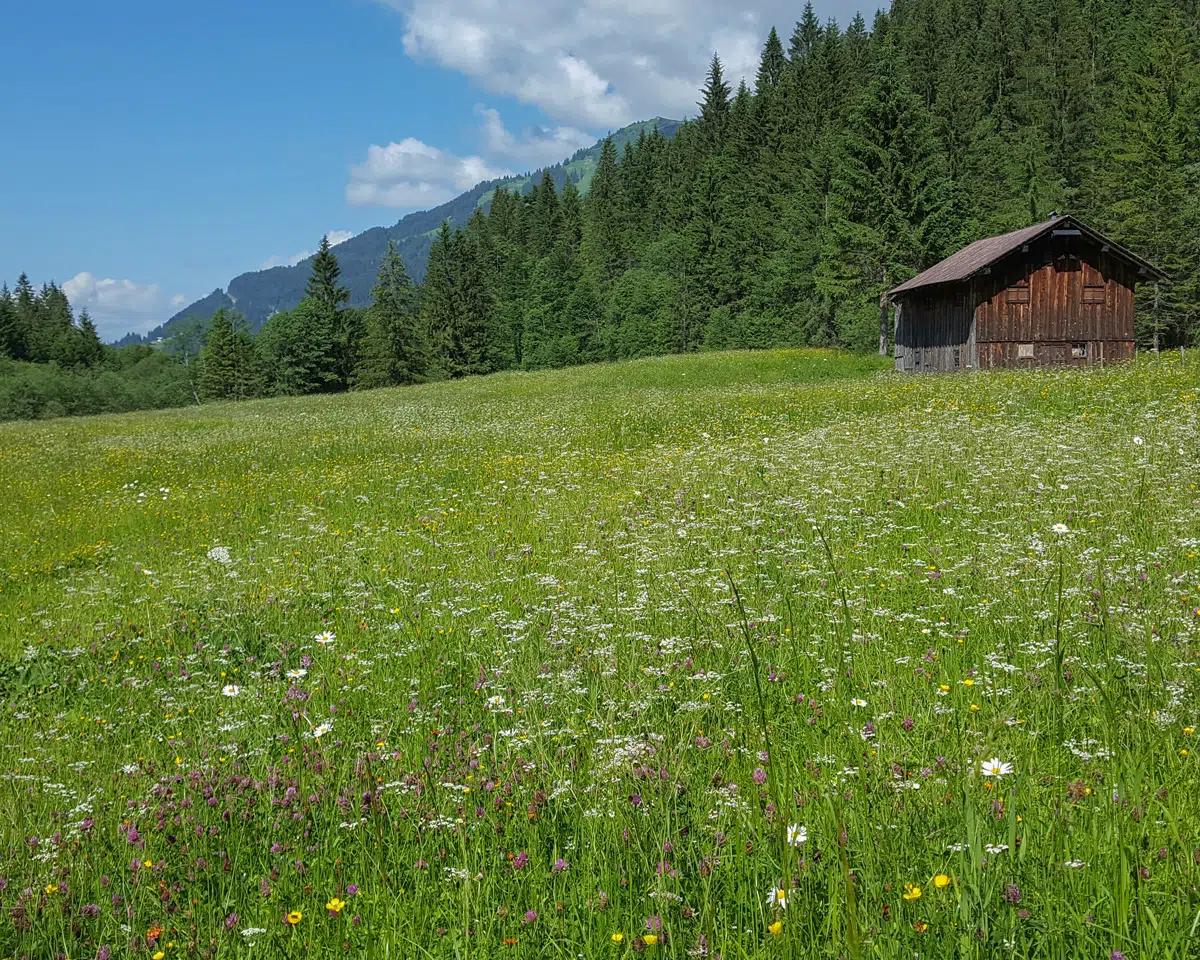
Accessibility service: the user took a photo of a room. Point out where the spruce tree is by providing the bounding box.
[698,54,732,143]
[354,241,429,388]
[580,139,626,288]
[0,286,17,359]
[305,235,353,387]
[756,27,787,90]
[789,3,823,63]
[198,308,237,400]
[77,309,104,367]
[817,58,955,350]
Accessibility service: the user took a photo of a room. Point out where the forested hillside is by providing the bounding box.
[124,119,681,346]
[427,0,1199,363]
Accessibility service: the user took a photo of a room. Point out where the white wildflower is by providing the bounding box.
[979,757,1014,777]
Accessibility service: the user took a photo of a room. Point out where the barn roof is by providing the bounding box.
[888,215,1166,298]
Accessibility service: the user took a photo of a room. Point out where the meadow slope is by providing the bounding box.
[1,349,1198,959]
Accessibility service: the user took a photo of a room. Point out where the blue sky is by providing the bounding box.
[0,0,867,340]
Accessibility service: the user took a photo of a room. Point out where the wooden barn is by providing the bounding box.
[888,215,1165,372]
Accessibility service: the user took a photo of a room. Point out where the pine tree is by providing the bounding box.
[12,274,36,360]
[420,222,459,377]
[354,241,429,388]
[1088,0,1199,347]
[698,54,732,143]
[0,286,17,359]
[580,139,626,288]
[77,309,104,367]
[756,27,787,90]
[789,3,823,63]
[198,308,237,400]
[305,235,353,386]
[527,171,560,259]
[817,57,955,350]
[259,301,338,395]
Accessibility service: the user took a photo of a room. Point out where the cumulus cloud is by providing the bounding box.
[259,230,355,270]
[346,137,509,209]
[378,0,804,127]
[476,106,595,169]
[62,272,184,340]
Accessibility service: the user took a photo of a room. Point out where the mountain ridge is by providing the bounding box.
[117,118,681,346]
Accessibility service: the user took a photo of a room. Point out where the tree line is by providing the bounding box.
[0,275,194,420]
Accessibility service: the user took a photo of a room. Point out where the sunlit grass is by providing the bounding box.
[1,348,1198,959]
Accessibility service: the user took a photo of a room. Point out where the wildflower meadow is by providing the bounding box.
[1,348,1198,959]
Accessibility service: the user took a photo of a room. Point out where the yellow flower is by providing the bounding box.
[143,859,153,868]
[286,910,303,925]
[44,883,59,895]
[962,678,975,687]
[768,919,783,935]
[913,920,929,934]
[326,897,346,914]
[933,873,951,889]
[643,933,658,946]
[610,932,624,943]
[1184,726,1195,736]
[152,952,165,960]
[902,883,922,901]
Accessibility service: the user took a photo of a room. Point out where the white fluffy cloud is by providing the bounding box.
[62,272,184,340]
[346,137,510,209]
[260,230,354,270]
[379,0,807,127]
[476,106,595,169]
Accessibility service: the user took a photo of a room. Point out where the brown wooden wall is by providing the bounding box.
[895,233,1139,372]
[894,286,976,372]
[973,235,1135,369]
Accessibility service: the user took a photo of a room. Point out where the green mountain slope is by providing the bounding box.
[120,118,680,346]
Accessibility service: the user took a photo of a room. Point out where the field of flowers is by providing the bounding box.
[1,348,1198,959]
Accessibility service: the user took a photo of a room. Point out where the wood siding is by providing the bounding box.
[895,231,1139,372]
[894,286,976,372]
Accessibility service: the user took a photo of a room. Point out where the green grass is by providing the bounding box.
[1,348,1198,959]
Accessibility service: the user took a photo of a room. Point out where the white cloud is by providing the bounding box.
[346,137,510,209]
[476,105,595,169]
[378,0,805,127]
[260,230,355,270]
[62,272,184,340]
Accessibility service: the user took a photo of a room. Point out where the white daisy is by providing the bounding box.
[286,668,307,680]
[787,824,807,846]
[979,757,1014,777]
[221,684,241,697]
[1051,523,1070,535]
[766,886,789,909]
[314,631,336,645]
[850,697,868,708]
[310,720,333,739]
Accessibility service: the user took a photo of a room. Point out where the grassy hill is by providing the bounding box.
[1,350,1199,958]
[123,118,681,346]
